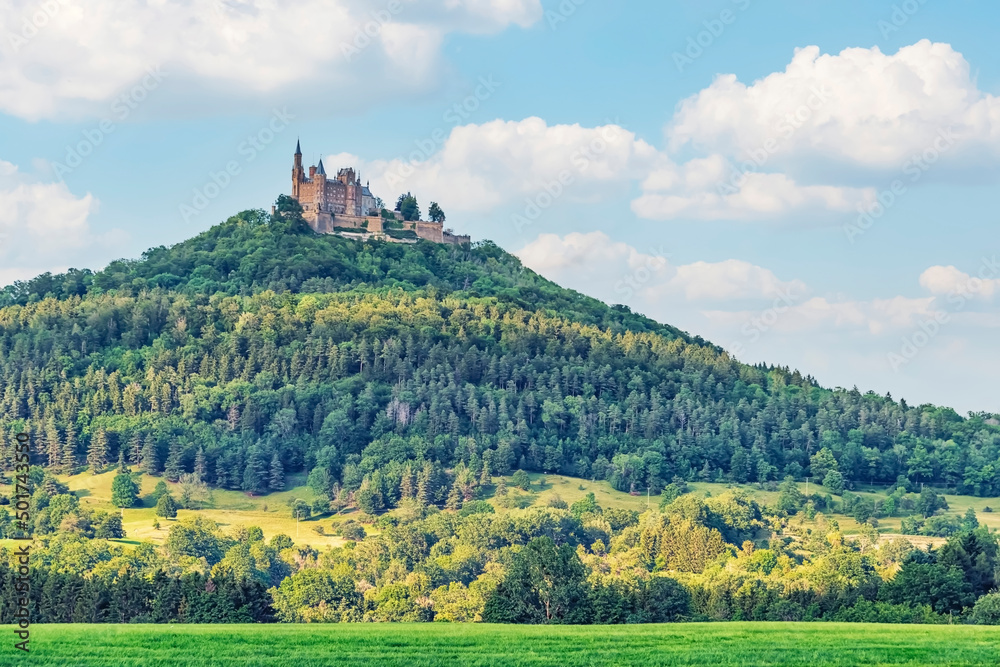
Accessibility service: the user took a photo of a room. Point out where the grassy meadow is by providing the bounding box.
[3,468,998,553]
[1,470,349,550]
[490,472,1000,543]
[2,622,999,666]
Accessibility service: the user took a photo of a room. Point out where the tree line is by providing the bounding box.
[4,486,1000,626]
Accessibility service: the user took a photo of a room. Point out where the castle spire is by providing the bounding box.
[317,157,326,176]
[295,138,302,156]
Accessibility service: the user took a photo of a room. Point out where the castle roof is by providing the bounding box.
[295,139,301,155]
[317,158,326,176]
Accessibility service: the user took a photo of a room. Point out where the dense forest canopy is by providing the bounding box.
[0,199,997,498]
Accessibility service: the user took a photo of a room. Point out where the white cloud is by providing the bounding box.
[514,231,658,274]
[345,118,659,213]
[666,259,806,302]
[347,118,878,224]
[515,231,802,303]
[0,160,95,244]
[632,161,876,221]
[667,40,1000,172]
[517,234,954,338]
[702,295,938,337]
[633,40,1000,222]
[0,159,108,287]
[0,0,542,120]
[919,264,1000,300]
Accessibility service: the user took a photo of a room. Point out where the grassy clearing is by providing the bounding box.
[507,472,660,513]
[3,622,999,667]
[2,470,348,549]
[492,473,998,547]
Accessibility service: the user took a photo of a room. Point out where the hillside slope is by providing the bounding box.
[0,199,997,504]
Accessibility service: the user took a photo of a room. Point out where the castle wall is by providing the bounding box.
[443,231,471,245]
[415,221,444,243]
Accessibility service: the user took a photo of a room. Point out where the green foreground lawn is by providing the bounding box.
[2,623,999,666]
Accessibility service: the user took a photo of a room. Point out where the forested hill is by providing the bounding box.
[1,198,998,502]
[0,198,693,345]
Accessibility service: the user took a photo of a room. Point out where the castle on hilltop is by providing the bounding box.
[290,141,469,245]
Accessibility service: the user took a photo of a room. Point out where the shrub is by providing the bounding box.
[971,592,1000,625]
[546,494,569,510]
[341,523,366,541]
[658,482,688,508]
[511,470,531,491]
[111,472,140,508]
[290,499,311,521]
[823,470,845,494]
[459,500,495,517]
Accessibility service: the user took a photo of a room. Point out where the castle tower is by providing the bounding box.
[292,139,304,199]
[315,158,327,211]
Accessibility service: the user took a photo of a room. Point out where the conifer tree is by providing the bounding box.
[155,493,178,519]
[87,428,108,474]
[268,453,285,492]
[231,449,245,489]
[111,463,139,509]
[61,427,78,474]
[446,484,462,510]
[416,462,432,505]
[129,432,142,466]
[194,446,207,483]
[164,440,183,482]
[400,464,415,499]
[45,418,61,469]
[215,456,229,488]
[140,436,158,476]
[242,447,268,493]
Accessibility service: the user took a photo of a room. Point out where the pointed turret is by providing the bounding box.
[292,139,304,198]
[317,158,326,176]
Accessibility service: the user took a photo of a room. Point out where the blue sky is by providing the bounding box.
[1,0,998,414]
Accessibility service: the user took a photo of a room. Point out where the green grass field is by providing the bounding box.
[2,622,999,666]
